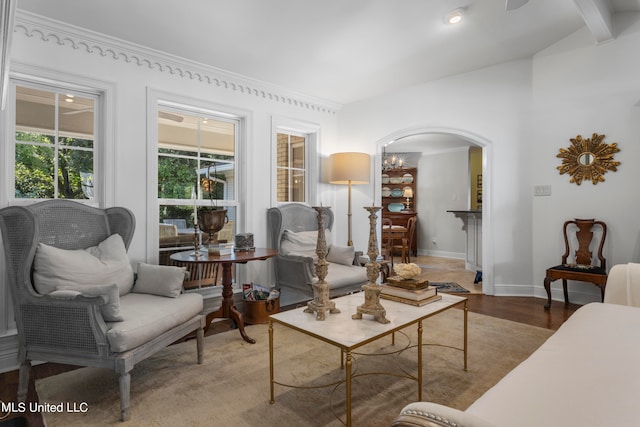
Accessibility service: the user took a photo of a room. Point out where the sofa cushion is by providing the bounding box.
[133,263,186,298]
[106,292,203,352]
[327,244,354,266]
[33,233,134,296]
[54,283,124,322]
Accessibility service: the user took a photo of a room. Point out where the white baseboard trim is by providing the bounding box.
[492,283,601,305]
[418,249,465,260]
[0,332,19,373]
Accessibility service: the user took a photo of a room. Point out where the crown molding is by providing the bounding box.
[13,10,341,115]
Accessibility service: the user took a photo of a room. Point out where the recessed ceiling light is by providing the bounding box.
[445,8,465,25]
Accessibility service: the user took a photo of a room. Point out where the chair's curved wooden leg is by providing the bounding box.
[562,279,569,304]
[544,277,553,310]
[599,284,606,302]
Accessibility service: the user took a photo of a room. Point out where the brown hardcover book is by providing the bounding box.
[387,276,430,290]
[380,284,437,301]
[380,293,442,306]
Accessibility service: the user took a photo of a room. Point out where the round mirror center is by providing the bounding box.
[579,152,595,166]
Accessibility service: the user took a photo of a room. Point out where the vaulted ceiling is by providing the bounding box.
[16,0,640,104]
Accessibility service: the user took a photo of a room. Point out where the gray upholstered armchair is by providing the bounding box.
[267,203,367,305]
[0,200,205,421]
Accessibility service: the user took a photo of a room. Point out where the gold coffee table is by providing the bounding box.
[268,292,468,426]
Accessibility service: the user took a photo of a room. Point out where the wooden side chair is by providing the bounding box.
[392,216,417,264]
[380,218,395,265]
[544,218,607,309]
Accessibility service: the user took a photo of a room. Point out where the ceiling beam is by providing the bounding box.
[573,0,615,43]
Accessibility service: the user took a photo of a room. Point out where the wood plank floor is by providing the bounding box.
[0,292,579,427]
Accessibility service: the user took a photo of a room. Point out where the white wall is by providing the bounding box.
[336,58,535,295]
[417,147,469,259]
[336,12,640,303]
[0,13,340,371]
[531,13,640,303]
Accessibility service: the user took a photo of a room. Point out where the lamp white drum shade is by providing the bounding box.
[329,152,370,184]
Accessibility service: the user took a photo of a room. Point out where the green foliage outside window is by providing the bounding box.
[14,132,94,199]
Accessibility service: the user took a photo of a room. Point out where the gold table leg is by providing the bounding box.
[418,320,423,400]
[269,321,275,404]
[345,350,352,427]
[464,300,468,371]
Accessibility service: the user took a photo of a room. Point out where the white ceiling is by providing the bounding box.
[15,0,640,105]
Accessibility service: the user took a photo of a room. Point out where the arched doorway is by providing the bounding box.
[375,126,493,295]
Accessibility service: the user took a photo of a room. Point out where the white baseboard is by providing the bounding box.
[418,249,465,260]
[0,332,19,373]
[492,283,601,306]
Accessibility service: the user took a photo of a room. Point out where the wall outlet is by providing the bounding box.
[534,185,551,196]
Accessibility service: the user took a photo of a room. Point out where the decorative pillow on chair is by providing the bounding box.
[280,229,332,258]
[33,233,134,296]
[132,263,186,298]
[52,283,123,322]
[327,244,355,266]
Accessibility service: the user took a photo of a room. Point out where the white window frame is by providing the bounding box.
[146,88,248,264]
[1,64,115,208]
[271,116,319,206]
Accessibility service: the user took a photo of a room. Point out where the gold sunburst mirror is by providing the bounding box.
[556,133,621,185]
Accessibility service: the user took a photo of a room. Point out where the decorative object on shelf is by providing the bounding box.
[402,173,414,183]
[557,133,621,185]
[234,233,255,252]
[381,187,391,197]
[381,174,390,184]
[391,188,403,197]
[329,152,370,246]
[353,206,390,324]
[388,203,404,212]
[304,206,340,320]
[394,262,421,279]
[402,187,413,211]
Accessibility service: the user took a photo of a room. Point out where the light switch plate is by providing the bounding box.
[534,185,551,196]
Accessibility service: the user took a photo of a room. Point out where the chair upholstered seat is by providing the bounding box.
[107,293,203,352]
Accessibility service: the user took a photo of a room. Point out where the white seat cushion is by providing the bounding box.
[106,292,203,352]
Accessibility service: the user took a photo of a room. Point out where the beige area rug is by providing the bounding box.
[36,310,552,427]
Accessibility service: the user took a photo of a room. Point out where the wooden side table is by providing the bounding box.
[171,248,278,344]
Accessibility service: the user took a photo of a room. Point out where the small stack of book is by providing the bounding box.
[380,281,441,306]
[207,243,234,256]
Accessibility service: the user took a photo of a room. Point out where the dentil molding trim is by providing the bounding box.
[13,10,341,115]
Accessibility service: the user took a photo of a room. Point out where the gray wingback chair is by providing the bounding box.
[0,200,205,421]
[267,203,367,305]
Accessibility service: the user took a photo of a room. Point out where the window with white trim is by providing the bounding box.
[157,106,239,251]
[272,118,320,206]
[12,82,98,201]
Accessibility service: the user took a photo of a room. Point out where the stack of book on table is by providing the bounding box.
[207,243,234,255]
[380,276,441,306]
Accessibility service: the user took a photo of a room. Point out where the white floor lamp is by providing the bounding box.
[329,152,370,246]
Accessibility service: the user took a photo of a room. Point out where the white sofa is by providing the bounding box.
[392,263,640,427]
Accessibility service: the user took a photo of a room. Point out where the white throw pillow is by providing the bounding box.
[33,234,134,296]
[327,244,355,266]
[280,229,332,258]
[54,283,124,322]
[133,263,186,298]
